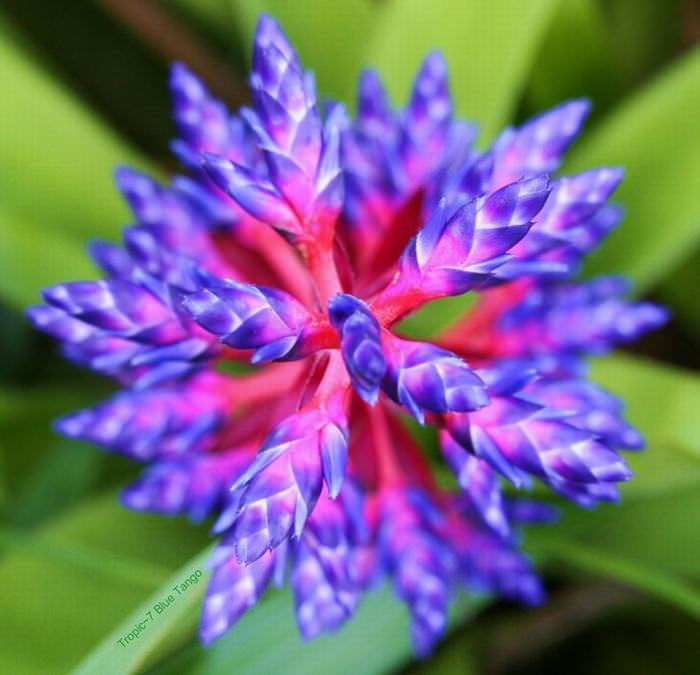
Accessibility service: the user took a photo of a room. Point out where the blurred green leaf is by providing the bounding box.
[605,0,684,86]
[591,354,700,462]
[0,383,110,524]
[73,533,487,675]
[532,536,700,620]
[0,22,154,307]
[2,0,174,156]
[566,44,700,291]
[525,0,624,114]
[0,494,208,674]
[583,355,700,574]
[74,545,213,675]
[399,294,477,340]
[12,440,104,526]
[658,254,700,336]
[0,25,151,238]
[544,480,700,581]
[0,206,97,308]
[139,587,486,675]
[405,633,477,675]
[365,0,561,141]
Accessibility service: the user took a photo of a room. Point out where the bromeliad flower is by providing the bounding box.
[28,15,668,656]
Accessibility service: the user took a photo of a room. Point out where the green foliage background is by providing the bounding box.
[1,1,700,673]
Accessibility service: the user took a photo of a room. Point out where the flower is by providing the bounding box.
[28,14,667,656]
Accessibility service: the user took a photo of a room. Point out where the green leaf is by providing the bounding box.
[0,383,110,524]
[73,524,487,675]
[11,440,104,526]
[364,0,561,141]
[604,0,684,86]
[565,44,700,291]
[532,536,700,620]
[0,494,208,674]
[0,26,148,238]
[590,354,700,462]
[399,294,477,340]
[2,0,174,156]
[73,545,213,675]
[0,23,154,307]
[0,206,97,308]
[138,587,487,675]
[546,481,700,580]
[657,253,700,336]
[525,0,624,114]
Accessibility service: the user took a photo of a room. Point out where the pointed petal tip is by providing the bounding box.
[358,388,379,406]
[255,12,282,36]
[421,49,448,73]
[169,61,208,101]
[113,164,138,186]
[25,304,49,326]
[253,13,297,64]
[169,60,192,82]
[201,154,237,190]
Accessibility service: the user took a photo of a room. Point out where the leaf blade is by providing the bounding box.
[566,45,700,290]
[532,536,700,620]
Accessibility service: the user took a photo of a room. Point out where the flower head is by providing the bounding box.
[29,14,666,656]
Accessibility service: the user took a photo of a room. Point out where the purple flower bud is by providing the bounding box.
[200,546,278,644]
[500,276,670,356]
[398,176,550,297]
[122,447,252,521]
[399,51,452,192]
[221,406,348,563]
[446,363,635,505]
[55,371,230,460]
[328,294,387,404]
[115,168,239,268]
[453,151,495,201]
[440,432,509,537]
[504,498,559,525]
[496,167,625,280]
[169,62,238,166]
[492,99,591,187]
[26,305,94,344]
[247,15,331,225]
[382,335,488,423]
[41,279,180,340]
[524,376,644,450]
[28,254,217,387]
[89,241,138,279]
[378,489,457,657]
[202,154,300,236]
[183,273,312,362]
[453,519,544,606]
[292,491,364,639]
[356,69,396,142]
